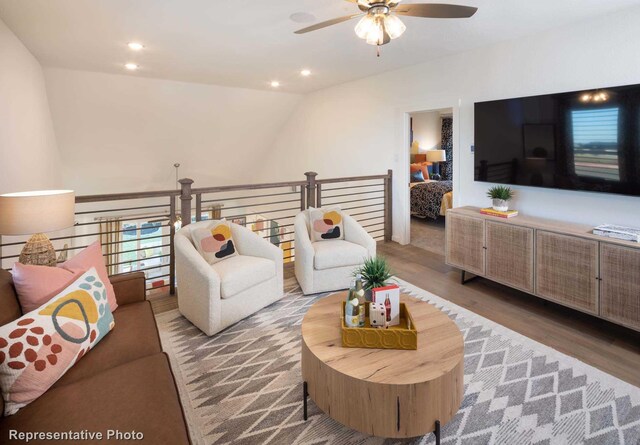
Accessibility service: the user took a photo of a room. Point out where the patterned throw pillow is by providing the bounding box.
[0,268,115,415]
[308,207,345,242]
[192,220,239,264]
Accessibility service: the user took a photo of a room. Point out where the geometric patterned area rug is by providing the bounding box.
[155,278,640,445]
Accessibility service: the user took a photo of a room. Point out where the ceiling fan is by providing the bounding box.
[295,0,477,50]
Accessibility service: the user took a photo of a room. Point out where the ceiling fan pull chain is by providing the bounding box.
[376,45,381,57]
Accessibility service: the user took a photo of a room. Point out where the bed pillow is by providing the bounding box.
[420,162,432,179]
[420,162,433,180]
[192,220,238,264]
[308,207,345,242]
[0,268,115,415]
[12,242,118,314]
[410,170,425,183]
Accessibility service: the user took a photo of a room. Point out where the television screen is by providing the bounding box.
[474,83,640,197]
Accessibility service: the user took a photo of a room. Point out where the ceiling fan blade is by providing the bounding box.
[345,0,373,11]
[294,14,363,34]
[394,3,478,18]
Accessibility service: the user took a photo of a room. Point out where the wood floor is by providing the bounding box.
[151,241,640,387]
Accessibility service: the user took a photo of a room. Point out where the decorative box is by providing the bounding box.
[372,284,400,326]
[340,301,417,350]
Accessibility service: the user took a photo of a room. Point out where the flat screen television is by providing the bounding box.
[474,83,640,197]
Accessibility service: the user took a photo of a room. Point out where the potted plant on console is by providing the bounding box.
[487,185,514,212]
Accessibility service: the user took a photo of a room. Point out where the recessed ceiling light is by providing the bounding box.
[125,63,138,71]
[271,81,280,88]
[301,69,312,77]
[128,42,144,51]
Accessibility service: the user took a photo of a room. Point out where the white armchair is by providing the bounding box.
[294,211,376,295]
[175,220,283,336]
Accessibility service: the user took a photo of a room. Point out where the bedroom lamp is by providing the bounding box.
[0,190,75,267]
[426,149,446,180]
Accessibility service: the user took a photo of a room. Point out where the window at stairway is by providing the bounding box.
[120,221,165,277]
[571,107,620,181]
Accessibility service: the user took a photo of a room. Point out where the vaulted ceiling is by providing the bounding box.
[2,0,640,93]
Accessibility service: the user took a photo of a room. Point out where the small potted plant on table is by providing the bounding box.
[487,185,514,212]
[354,256,394,301]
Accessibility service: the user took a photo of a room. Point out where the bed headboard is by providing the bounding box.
[414,153,427,163]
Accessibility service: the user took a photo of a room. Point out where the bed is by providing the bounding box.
[410,180,453,220]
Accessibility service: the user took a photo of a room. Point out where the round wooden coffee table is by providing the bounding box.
[301,292,464,442]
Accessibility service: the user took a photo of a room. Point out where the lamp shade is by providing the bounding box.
[426,149,446,163]
[0,190,75,235]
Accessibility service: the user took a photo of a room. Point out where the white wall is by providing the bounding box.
[0,18,60,194]
[262,6,640,242]
[44,68,303,194]
[411,111,442,155]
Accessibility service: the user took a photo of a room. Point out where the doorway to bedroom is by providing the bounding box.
[408,108,453,255]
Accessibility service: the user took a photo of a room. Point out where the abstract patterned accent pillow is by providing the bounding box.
[192,219,239,265]
[309,207,345,242]
[0,268,115,415]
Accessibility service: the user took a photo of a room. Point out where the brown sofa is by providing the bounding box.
[0,270,191,444]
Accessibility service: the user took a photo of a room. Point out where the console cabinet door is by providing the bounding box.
[535,231,599,315]
[485,221,534,293]
[446,214,485,276]
[600,243,640,331]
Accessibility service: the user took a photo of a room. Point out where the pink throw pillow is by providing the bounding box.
[11,242,118,313]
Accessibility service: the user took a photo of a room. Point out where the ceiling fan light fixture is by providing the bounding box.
[355,14,376,39]
[384,14,406,39]
[365,16,385,46]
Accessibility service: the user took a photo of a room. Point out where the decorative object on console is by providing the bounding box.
[486,185,514,211]
[308,207,345,241]
[426,149,446,180]
[0,268,114,416]
[593,224,640,243]
[191,219,238,264]
[0,190,75,267]
[372,284,400,326]
[480,208,519,219]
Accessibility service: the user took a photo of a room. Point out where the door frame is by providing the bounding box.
[393,102,460,245]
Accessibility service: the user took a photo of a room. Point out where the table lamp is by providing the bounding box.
[426,149,446,180]
[0,190,75,267]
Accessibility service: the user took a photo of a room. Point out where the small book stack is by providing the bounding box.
[480,208,519,219]
[593,224,640,243]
